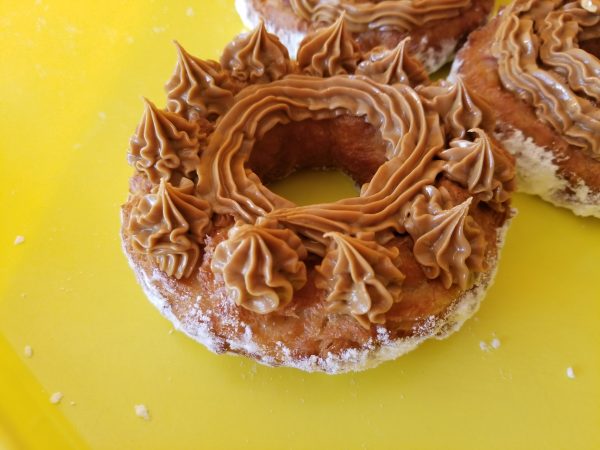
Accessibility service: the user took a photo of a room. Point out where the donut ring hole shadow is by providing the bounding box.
[247,115,388,192]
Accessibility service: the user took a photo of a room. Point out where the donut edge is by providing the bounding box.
[495,128,600,219]
[450,34,600,220]
[121,206,515,374]
[234,0,457,73]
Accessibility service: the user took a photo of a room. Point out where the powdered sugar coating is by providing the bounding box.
[497,129,600,218]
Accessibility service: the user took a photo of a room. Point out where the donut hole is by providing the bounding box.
[246,115,389,203]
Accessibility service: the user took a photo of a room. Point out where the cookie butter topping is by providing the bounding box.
[221,21,292,83]
[417,78,490,139]
[129,178,211,279]
[297,15,360,76]
[315,232,405,329]
[211,220,307,313]
[440,128,513,205]
[289,0,472,33]
[127,23,513,327]
[404,186,485,290]
[356,38,429,87]
[128,99,201,184]
[492,0,600,158]
[166,42,234,119]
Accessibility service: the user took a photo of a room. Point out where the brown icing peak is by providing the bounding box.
[166,42,234,119]
[404,186,485,290]
[211,220,307,314]
[440,129,497,201]
[128,98,201,184]
[128,178,211,279]
[315,232,404,329]
[492,0,600,158]
[297,15,360,77]
[220,21,292,83]
[417,77,488,139]
[356,38,429,87]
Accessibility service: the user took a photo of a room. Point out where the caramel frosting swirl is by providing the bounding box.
[417,77,488,139]
[221,21,292,83]
[356,38,429,87]
[315,232,405,329]
[404,186,485,289]
[440,128,512,204]
[128,99,201,184]
[289,0,472,34]
[211,220,308,313]
[127,23,514,327]
[492,0,600,158]
[129,178,211,279]
[297,15,360,77]
[166,42,234,119]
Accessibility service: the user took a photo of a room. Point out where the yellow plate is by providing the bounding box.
[1,1,599,448]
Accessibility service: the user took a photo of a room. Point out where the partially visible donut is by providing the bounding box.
[453,0,600,218]
[235,0,494,72]
[121,19,515,373]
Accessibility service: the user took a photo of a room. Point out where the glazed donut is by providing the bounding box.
[121,19,515,373]
[235,0,494,73]
[453,0,600,218]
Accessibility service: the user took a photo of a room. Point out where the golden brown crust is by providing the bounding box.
[454,10,600,214]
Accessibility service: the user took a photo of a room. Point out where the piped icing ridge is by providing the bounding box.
[289,0,472,34]
[128,99,201,184]
[492,0,600,159]
[129,178,211,280]
[211,220,308,314]
[316,232,405,329]
[297,15,360,76]
[221,21,292,83]
[126,22,514,328]
[356,38,429,87]
[166,42,234,119]
[404,186,485,290]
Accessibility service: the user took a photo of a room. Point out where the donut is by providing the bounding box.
[121,19,515,373]
[235,0,494,73]
[453,0,600,218]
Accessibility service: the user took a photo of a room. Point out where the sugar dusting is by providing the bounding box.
[566,367,576,379]
[49,392,63,404]
[14,235,25,245]
[496,128,600,218]
[134,404,151,420]
[24,345,33,358]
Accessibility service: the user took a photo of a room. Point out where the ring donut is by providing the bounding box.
[235,0,494,72]
[121,19,515,373]
[453,0,600,217]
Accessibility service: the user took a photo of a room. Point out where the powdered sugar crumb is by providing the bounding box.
[134,404,150,420]
[566,367,576,379]
[14,235,25,245]
[490,338,501,349]
[49,392,63,404]
[24,345,33,358]
[185,7,195,17]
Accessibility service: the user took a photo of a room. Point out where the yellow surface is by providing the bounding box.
[0,0,599,449]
